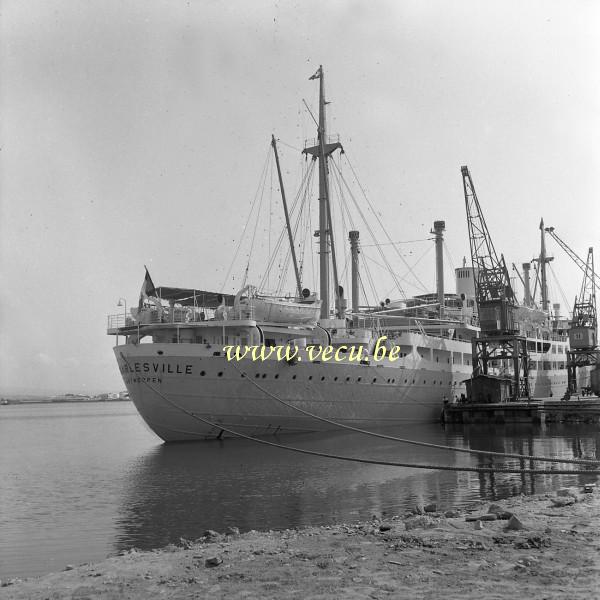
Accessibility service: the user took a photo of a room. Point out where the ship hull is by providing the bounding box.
[115,343,470,442]
[115,333,573,442]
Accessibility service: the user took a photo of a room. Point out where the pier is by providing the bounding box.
[443,397,600,424]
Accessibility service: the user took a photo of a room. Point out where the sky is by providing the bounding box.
[1,0,599,395]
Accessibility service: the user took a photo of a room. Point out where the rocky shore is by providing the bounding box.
[2,488,599,599]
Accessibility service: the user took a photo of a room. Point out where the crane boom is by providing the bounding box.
[461,165,517,335]
[545,226,600,292]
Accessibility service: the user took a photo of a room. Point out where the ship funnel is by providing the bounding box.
[349,230,360,316]
[432,221,445,317]
[522,262,532,307]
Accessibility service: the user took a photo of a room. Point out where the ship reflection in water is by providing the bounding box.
[114,423,600,554]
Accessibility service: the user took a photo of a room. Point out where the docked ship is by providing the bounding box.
[107,68,578,442]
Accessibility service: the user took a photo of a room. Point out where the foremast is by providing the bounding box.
[303,66,343,319]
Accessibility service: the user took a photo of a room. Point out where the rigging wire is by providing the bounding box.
[361,238,431,247]
[329,161,410,299]
[443,240,457,272]
[343,155,430,294]
[221,146,272,291]
[548,262,573,316]
[242,157,271,289]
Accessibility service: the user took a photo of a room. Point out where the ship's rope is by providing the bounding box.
[227,361,599,467]
[119,354,600,474]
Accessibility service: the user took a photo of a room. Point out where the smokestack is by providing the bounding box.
[432,221,445,317]
[522,262,532,307]
[349,230,360,315]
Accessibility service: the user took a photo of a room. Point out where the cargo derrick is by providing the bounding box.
[461,166,529,402]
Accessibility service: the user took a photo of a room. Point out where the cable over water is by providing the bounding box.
[120,353,600,475]
[228,361,599,466]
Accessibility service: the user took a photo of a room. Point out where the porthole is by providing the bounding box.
[217,372,223,377]
[255,373,260,379]
[261,374,267,379]
[404,379,408,384]
[321,376,325,381]
[372,378,377,383]
[392,379,395,384]
[274,374,279,379]
[292,374,297,380]
[346,377,351,382]
[308,375,313,381]
[200,370,206,376]
[157,350,163,355]
[433,380,436,384]
[334,376,338,381]
[357,377,362,382]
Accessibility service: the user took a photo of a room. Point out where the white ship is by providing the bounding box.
[107,68,576,442]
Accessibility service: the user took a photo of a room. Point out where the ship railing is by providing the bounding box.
[107,303,262,331]
[304,134,341,148]
[107,313,132,330]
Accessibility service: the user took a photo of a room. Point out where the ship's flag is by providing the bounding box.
[138,267,157,310]
[309,66,322,80]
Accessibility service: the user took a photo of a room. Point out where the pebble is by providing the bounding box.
[505,515,526,531]
[379,524,392,532]
[205,556,223,567]
[424,503,437,513]
[204,530,220,539]
[478,514,498,521]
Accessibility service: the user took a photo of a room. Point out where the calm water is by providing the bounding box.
[0,402,598,579]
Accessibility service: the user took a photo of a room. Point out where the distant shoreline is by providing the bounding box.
[0,398,131,405]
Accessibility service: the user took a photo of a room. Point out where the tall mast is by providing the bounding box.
[303,65,343,319]
[271,134,303,297]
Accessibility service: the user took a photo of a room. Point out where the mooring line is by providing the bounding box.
[228,361,600,466]
[119,354,600,475]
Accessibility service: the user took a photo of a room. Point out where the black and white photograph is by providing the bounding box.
[1,1,599,597]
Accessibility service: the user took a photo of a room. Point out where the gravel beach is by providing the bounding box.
[2,488,599,599]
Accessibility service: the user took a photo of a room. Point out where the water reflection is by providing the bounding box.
[2,403,598,578]
[114,423,599,554]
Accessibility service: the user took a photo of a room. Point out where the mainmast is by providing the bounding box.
[303,66,343,319]
[539,219,552,312]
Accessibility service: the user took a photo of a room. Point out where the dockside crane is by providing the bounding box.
[566,247,599,394]
[461,166,529,401]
